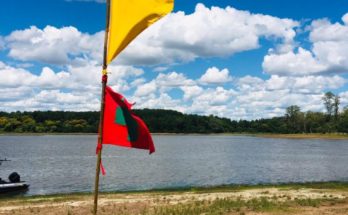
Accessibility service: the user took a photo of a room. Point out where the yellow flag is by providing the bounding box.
[106,0,174,64]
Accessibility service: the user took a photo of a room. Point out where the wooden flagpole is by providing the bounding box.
[93,0,111,214]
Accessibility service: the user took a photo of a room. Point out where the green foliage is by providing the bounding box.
[338,108,348,133]
[322,91,340,122]
[0,111,99,133]
[0,92,347,134]
[285,105,302,132]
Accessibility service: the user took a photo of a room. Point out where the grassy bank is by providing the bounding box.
[1,182,348,215]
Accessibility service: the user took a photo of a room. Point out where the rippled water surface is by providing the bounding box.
[1,135,348,195]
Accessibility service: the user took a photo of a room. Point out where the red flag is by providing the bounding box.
[101,86,155,154]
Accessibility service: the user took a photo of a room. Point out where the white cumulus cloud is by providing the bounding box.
[3,4,298,67]
[199,67,232,84]
[1,5,347,120]
[6,26,103,65]
[116,4,298,66]
[263,13,348,76]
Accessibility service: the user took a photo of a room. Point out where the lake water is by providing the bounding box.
[0,135,348,196]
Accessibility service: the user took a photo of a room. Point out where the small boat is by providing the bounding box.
[0,181,29,194]
[0,159,29,194]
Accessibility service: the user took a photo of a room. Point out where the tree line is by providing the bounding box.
[283,92,348,133]
[0,92,347,134]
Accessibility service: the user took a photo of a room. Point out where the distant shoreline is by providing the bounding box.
[254,133,348,140]
[1,132,348,139]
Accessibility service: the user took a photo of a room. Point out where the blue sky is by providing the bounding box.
[0,0,348,119]
[1,0,347,34]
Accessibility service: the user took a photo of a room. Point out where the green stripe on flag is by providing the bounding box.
[115,107,126,126]
[114,106,139,142]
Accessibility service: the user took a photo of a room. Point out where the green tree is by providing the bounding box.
[285,105,301,133]
[2,117,21,132]
[322,91,335,120]
[338,107,348,133]
[44,120,60,132]
[21,116,36,132]
[0,117,9,132]
[334,95,340,121]
[305,111,326,133]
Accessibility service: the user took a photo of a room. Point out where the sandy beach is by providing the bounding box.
[1,183,347,215]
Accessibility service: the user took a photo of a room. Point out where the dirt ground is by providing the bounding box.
[0,187,347,215]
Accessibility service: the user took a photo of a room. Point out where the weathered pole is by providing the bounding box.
[93,0,111,214]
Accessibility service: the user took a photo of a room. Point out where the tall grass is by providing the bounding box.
[136,196,346,215]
